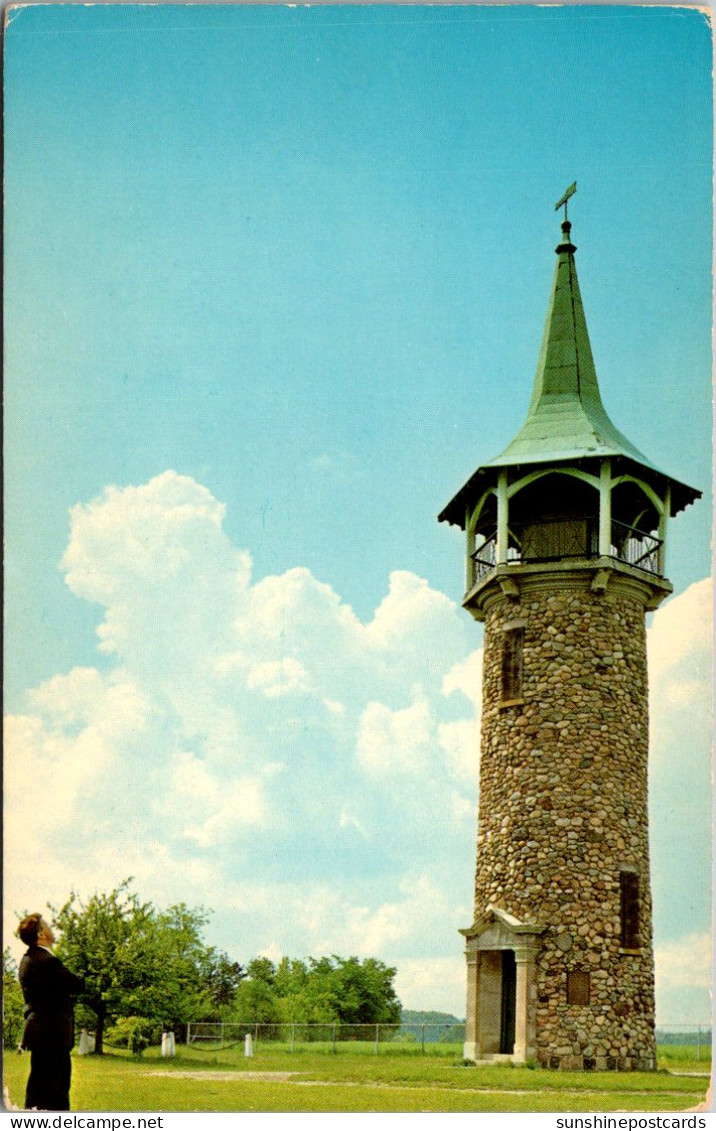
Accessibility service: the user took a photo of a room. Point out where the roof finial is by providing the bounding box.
[555,180,577,222]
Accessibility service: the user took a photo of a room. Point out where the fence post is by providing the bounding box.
[221,1022,224,1049]
[291,1023,295,1054]
[332,1023,336,1054]
[375,1024,379,1055]
[421,1024,425,1054]
[187,1023,191,1046]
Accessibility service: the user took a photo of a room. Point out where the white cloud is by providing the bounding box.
[3,712,114,843]
[356,698,433,776]
[61,472,229,603]
[655,932,712,990]
[647,578,712,962]
[394,956,467,1016]
[246,657,312,698]
[291,875,460,960]
[449,789,475,824]
[654,932,713,1026]
[442,649,483,709]
[60,473,250,685]
[437,719,478,784]
[161,752,266,845]
[648,579,712,731]
[339,805,369,839]
[29,666,152,737]
[648,580,712,681]
[3,667,153,885]
[365,571,468,687]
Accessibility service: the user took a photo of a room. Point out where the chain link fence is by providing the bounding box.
[655,1024,712,1064]
[184,1021,711,1061]
[186,1021,465,1054]
[75,1019,711,1063]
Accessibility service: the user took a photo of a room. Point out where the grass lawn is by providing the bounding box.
[3,1044,711,1113]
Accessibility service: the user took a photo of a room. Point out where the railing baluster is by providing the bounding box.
[470,518,662,583]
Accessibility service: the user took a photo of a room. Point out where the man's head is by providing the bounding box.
[17,913,55,948]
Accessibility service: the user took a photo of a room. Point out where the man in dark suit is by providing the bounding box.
[17,913,84,1111]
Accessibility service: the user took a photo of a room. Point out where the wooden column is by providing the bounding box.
[496,471,509,565]
[599,458,612,557]
[466,504,476,591]
[658,484,670,577]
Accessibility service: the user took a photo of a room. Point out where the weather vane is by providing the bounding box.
[555,181,577,221]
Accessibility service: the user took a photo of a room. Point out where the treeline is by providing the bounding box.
[401,1010,463,1026]
[227,954,401,1029]
[400,1010,465,1044]
[655,1030,712,1045]
[3,882,400,1053]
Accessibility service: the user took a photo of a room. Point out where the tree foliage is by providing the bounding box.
[51,881,244,1053]
[2,948,25,1049]
[226,954,401,1028]
[201,950,246,1014]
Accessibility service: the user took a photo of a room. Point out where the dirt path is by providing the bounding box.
[147,1071,298,1082]
[145,1069,706,1100]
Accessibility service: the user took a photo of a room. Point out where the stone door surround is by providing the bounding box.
[461,905,545,1063]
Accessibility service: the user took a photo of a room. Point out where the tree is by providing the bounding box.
[274,956,307,998]
[337,956,401,1025]
[228,957,279,1025]
[132,902,219,1028]
[245,957,276,985]
[272,958,339,1031]
[200,950,246,1017]
[52,881,155,1054]
[307,956,401,1025]
[2,949,25,1049]
[52,881,241,1052]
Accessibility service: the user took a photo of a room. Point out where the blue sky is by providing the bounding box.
[4,4,712,1022]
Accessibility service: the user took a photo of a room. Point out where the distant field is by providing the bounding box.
[658,1045,712,1073]
[3,1043,711,1113]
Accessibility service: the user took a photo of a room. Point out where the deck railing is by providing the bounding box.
[471,517,662,583]
[472,532,499,582]
[610,519,662,574]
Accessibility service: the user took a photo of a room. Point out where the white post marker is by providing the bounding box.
[244,1032,254,1058]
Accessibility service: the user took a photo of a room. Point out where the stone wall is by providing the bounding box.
[474,575,657,1070]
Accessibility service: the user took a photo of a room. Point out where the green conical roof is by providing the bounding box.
[489,219,654,469]
[438,212,701,530]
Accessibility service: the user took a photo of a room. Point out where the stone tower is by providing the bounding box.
[438,202,700,1071]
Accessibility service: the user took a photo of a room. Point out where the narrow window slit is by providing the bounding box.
[501,627,524,701]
